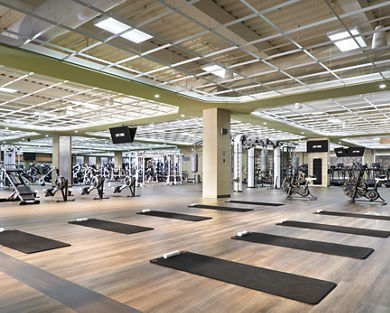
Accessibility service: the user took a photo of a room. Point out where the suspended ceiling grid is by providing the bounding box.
[0,0,389,101]
[0,1,389,151]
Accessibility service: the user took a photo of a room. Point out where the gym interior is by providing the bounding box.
[0,1,390,312]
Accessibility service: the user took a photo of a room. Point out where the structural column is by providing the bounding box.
[114,151,123,168]
[52,135,72,186]
[202,108,231,198]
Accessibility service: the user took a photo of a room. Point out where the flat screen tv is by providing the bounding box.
[109,126,136,144]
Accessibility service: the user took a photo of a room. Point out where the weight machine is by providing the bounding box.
[112,175,138,197]
[0,168,40,205]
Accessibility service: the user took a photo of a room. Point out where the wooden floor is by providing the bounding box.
[0,183,390,313]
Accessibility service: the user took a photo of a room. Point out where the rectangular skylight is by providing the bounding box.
[201,64,226,78]
[94,17,152,43]
[0,87,18,93]
[328,27,366,52]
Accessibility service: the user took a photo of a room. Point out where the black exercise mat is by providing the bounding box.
[150,251,336,304]
[232,232,373,259]
[188,204,253,212]
[68,218,153,234]
[315,210,390,221]
[228,200,284,206]
[276,220,390,238]
[0,230,70,254]
[137,210,212,221]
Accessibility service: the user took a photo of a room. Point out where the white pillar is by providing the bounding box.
[274,146,281,188]
[247,147,256,188]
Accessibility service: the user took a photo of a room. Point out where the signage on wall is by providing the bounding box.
[306,140,329,153]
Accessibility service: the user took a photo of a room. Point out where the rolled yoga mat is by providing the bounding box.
[232,232,373,259]
[68,218,153,234]
[0,230,70,254]
[276,220,390,238]
[150,251,336,304]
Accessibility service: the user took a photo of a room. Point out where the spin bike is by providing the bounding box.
[343,163,387,204]
[281,171,317,200]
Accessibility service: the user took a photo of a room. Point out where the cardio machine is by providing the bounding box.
[0,168,40,205]
[81,174,108,200]
[45,170,74,202]
[343,163,387,204]
[112,175,138,197]
[281,171,318,200]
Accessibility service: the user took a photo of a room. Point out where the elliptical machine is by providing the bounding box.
[344,162,387,204]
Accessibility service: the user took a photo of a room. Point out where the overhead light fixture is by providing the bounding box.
[94,17,152,43]
[327,27,366,52]
[94,17,130,34]
[328,118,343,124]
[121,29,152,43]
[0,87,18,93]
[379,83,386,89]
[154,94,160,99]
[201,64,226,78]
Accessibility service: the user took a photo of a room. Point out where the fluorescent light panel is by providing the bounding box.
[95,17,152,43]
[328,27,366,52]
[0,87,18,93]
[201,64,225,78]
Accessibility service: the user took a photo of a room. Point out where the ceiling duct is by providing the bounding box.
[372,25,388,50]
[5,0,126,42]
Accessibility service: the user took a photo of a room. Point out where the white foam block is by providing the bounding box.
[237,230,248,237]
[163,250,181,259]
[142,209,151,213]
[76,217,88,222]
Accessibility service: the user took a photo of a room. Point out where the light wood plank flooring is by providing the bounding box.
[0,184,389,313]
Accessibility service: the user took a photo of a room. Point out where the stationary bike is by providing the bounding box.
[343,163,387,205]
[281,170,317,200]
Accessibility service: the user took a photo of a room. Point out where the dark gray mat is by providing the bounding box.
[150,251,336,304]
[188,204,253,212]
[276,220,390,238]
[68,218,153,234]
[0,230,70,254]
[315,210,390,221]
[228,200,284,206]
[137,210,211,221]
[232,232,373,259]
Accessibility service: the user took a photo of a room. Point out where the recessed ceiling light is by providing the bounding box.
[263,122,267,125]
[154,94,160,99]
[75,130,78,133]
[201,64,226,78]
[181,114,185,118]
[379,83,386,89]
[0,87,18,93]
[45,134,49,137]
[327,27,366,52]
[328,118,343,124]
[5,127,8,130]
[94,17,130,34]
[94,17,152,43]
[121,28,152,43]
[300,132,305,135]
